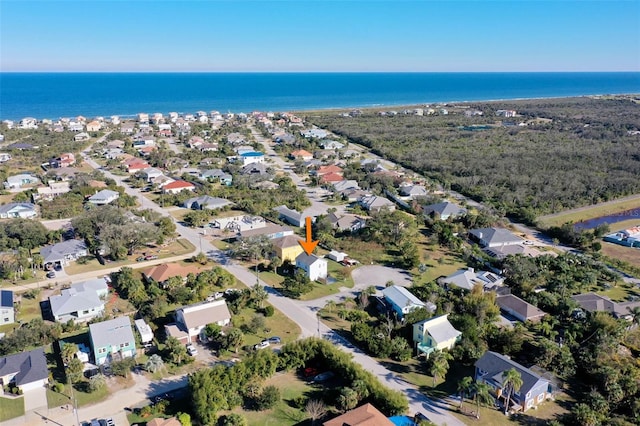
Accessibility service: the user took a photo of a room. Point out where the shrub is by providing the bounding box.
[256,385,280,410]
[262,305,275,317]
[53,382,65,393]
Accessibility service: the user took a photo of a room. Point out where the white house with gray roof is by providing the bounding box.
[166,299,232,343]
[183,195,231,210]
[295,253,328,281]
[40,239,88,266]
[441,268,505,292]
[0,347,49,393]
[358,195,396,213]
[87,189,120,205]
[49,278,108,323]
[4,173,40,190]
[0,202,38,219]
[89,316,136,365]
[469,227,523,248]
[423,201,467,220]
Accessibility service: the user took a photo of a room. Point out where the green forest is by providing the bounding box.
[308,97,640,221]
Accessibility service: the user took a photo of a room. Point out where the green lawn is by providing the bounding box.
[232,303,301,348]
[0,396,25,421]
[47,381,110,408]
[0,294,42,335]
[601,240,640,269]
[415,244,467,284]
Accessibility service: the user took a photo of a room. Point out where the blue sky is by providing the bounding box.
[1,0,639,72]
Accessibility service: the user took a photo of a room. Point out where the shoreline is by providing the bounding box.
[1,92,639,122]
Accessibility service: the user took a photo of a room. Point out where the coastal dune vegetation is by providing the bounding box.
[309,97,640,223]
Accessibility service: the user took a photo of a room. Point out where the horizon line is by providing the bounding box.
[2,70,640,74]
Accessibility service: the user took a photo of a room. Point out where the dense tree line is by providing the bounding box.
[309,97,640,219]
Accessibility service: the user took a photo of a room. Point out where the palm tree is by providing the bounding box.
[457,376,473,410]
[627,306,640,329]
[502,368,524,415]
[428,350,451,387]
[145,354,165,373]
[472,382,494,420]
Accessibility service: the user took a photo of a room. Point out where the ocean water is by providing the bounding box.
[1,72,639,120]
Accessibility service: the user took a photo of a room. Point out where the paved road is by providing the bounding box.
[80,144,464,425]
[5,137,463,426]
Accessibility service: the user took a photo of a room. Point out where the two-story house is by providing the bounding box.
[475,351,552,412]
[89,316,136,365]
[413,314,461,357]
[272,235,304,263]
[295,253,328,281]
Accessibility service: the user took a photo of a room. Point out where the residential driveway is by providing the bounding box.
[23,386,47,411]
[301,265,414,310]
[352,265,413,291]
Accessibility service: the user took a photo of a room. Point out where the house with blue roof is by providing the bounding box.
[240,151,265,166]
[1,290,15,325]
[0,347,49,393]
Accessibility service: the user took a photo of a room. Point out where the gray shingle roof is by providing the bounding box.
[423,201,466,218]
[475,351,548,396]
[469,228,522,247]
[40,239,87,264]
[0,347,48,386]
[0,202,36,215]
[49,285,103,318]
[382,285,430,311]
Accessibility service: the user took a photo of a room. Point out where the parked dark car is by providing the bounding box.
[46,271,56,279]
[267,336,281,344]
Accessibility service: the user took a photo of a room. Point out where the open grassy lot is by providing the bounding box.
[225,371,315,426]
[232,302,301,348]
[601,241,640,270]
[64,239,196,275]
[0,396,25,421]
[538,195,640,228]
[415,243,467,284]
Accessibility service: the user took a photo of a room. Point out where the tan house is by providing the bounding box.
[86,121,102,132]
[147,418,181,426]
[272,235,304,262]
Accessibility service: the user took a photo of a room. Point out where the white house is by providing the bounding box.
[382,285,434,319]
[87,189,120,205]
[441,268,505,292]
[49,278,109,323]
[295,253,328,281]
[166,300,232,343]
[240,151,265,166]
[327,250,347,262]
[0,347,49,393]
[0,202,38,219]
[40,239,88,267]
[1,290,15,325]
[0,153,11,163]
[4,173,40,189]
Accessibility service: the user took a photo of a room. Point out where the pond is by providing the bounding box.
[573,208,640,231]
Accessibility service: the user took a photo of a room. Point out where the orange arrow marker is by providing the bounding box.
[299,216,319,255]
